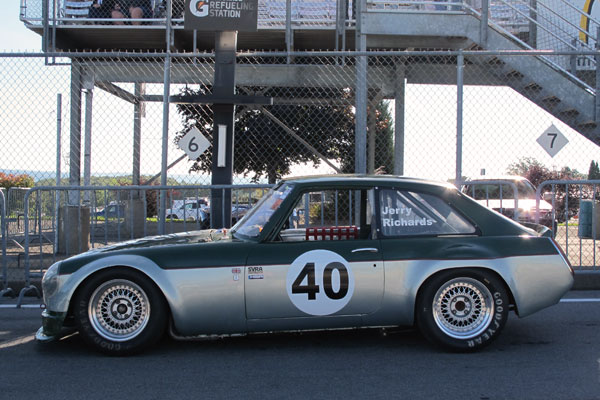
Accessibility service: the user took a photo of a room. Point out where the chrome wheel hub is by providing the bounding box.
[432,277,493,339]
[89,279,150,342]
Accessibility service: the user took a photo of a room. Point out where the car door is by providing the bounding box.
[244,188,384,331]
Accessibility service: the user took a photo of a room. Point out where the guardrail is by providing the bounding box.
[536,180,600,271]
[13,184,272,306]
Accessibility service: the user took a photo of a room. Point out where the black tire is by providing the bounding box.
[74,268,168,356]
[416,269,509,352]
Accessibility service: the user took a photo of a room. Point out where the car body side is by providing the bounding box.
[38,176,574,340]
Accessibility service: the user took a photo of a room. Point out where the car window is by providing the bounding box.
[278,188,374,242]
[233,184,293,238]
[378,189,475,237]
[463,180,535,200]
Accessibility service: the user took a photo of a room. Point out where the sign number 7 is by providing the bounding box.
[547,133,558,148]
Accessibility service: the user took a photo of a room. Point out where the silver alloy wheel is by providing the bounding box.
[432,277,494,339]
[88,279,150,342]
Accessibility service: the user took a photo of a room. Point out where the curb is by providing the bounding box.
[573,271,600,290]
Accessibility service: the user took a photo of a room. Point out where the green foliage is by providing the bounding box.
[588,160,600,180]
[0,172,34,189]
[374,101,395,174]
[506,157,585,220]
[175,87,396,183]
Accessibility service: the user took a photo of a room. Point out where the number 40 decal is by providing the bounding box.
[291,262,349,300]
[286,250,355,316]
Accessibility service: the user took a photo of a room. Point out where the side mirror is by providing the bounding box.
[543,192,554,202]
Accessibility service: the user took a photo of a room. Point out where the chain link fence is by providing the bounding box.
[1,49,600,288]
[2,50,598,186]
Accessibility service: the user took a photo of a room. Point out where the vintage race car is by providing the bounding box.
[36,175,574,355]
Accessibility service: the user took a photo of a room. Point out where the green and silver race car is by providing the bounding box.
[36,175,574,355]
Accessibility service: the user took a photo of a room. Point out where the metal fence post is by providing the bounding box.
[456,51,464,186]
[18,189,41,308]
[0,190,13,298]
[596,27,600,123]
[480,0,488,46]
[355,0,367,174]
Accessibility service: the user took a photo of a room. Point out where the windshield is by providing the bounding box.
[231,183,293,239]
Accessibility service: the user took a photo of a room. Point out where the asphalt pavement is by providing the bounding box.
[1,292,599,399]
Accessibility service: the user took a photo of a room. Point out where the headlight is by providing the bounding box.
[42,262,61,300]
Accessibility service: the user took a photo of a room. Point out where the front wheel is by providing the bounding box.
[74,268,168,355]
[416,269,509,351]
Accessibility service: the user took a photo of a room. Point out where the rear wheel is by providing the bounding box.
[416,269,509,351]
[74,268,167,355]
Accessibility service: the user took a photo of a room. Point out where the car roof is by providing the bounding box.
[282,174,457,191]
[464,176,530,183]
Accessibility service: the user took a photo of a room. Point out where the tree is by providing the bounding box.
[373,101,395,174]
[175,86,395,183]
[0,172,34,189]
[588,160,600,180]
[506,157,585,220]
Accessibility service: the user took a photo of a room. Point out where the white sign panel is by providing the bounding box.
[537,124,568,157]
[178,127,211,160]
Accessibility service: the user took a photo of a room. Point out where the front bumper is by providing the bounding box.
[35,309,67,342]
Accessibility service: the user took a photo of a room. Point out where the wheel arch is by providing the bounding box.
[413,266,517,323]
[68,265,172,323]
[55,255,180,320]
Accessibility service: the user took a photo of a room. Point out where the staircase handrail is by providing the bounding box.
[464,3,596,94]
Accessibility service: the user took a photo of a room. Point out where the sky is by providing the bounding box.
[1,1,600,184]
[0,2,41,52]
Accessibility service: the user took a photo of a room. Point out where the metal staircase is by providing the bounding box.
[364,0,600,145]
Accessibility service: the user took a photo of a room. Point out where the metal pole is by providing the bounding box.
[480,0,488,46]
[456,51,464,186]
[211,31,237,228]
[286,0,292,64]
[83,78,94,204]
[55,93,62,253]
[394,69,405,176]
[42,0,49,53]
[69,62,82,205]
[355,0,367,174]
[133,83,144,187]
[570,38,578,73]
[159,0,173,234]
[367,98,376,174]
[596,27,600,123]
[529,0,537,48]
[159,54,171,235]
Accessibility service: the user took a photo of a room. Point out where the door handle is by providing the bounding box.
[351,247,379,253]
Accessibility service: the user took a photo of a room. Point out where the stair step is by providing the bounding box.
[487,56,505,66]
[577,120,598,129]
[541,96,561,106]
[559,108,580,118]
[524,82,543,92]
[506,70,524,79]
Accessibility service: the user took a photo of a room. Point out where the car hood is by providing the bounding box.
[86,229,231,254]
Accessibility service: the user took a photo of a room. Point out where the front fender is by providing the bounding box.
[49,255,180,315]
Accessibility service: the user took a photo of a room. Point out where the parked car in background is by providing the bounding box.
[165,198,209,227]
[93,203,125,219]
[37,175,573,355]
[462,176,556,231]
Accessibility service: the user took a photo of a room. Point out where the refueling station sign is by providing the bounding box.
[184,0,258,31]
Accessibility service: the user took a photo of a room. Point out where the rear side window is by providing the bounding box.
[378,189,475,237]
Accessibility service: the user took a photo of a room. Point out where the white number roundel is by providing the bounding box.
[286,250,355,316]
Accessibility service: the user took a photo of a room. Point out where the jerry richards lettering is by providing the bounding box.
[381,206,435,227]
